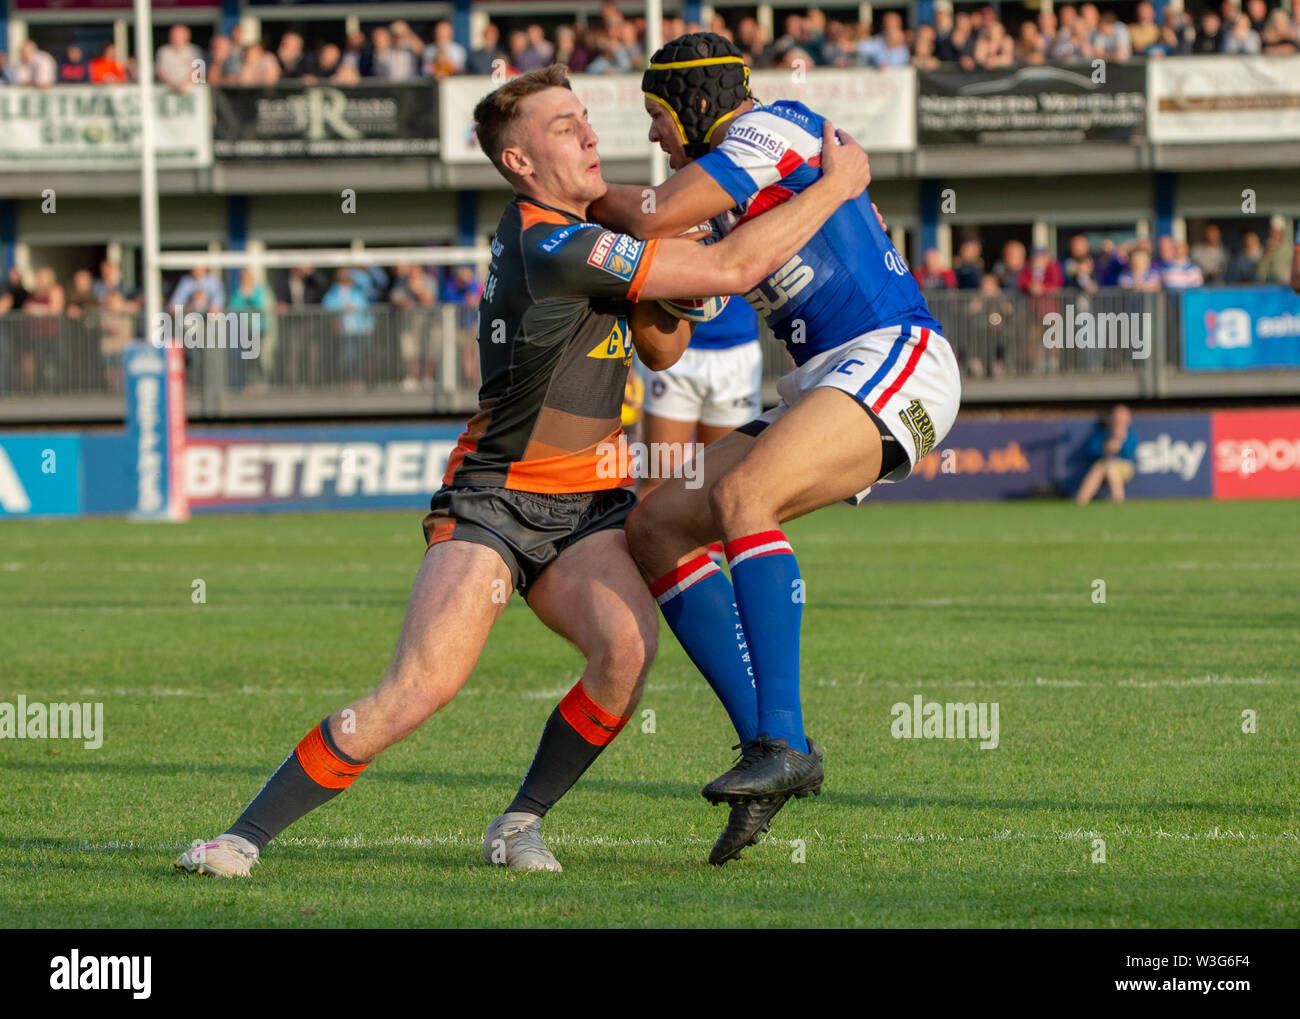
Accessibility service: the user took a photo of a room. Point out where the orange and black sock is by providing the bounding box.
[506,680,631,817]
[227,717,369,852]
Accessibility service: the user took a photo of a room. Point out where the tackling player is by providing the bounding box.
[175,65,871,877]
[591,33,963,864]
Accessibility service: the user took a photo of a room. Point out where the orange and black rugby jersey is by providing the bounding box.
[442,197,661,494]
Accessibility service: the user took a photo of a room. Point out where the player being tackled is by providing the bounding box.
[592,33,963,864]
[175,65,872,878]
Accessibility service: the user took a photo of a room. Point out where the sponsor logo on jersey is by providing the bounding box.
[539,222,601,253]
[587,232,643,282]
[726,122,790,162]
[745,254,815,317]
[586,316,632,364]
[898,398,937,458]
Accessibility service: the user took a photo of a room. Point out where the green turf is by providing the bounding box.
[1,499,1297,928]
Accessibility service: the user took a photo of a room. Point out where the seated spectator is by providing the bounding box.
[1093,11,1133,62]
[340,29,371,78]
[554,25,584,72]
[1019,245,1064,295]
[1118,249,1161,290]
[1130,2,1160,55]
[994,240,1027,290]
[1016,22,1047,64]
[953,239,984,289]
[1223,13,1262,53]
[1155,237,1205,289]
[425,20,467,77]
[863,12,911,68]
[974,19,1016,68]
[511,24,552,72]
[1261,9,1299,52]
[1192,12,1224,53]
[156,23,202,91]
[205,36,233,85]
[305,43,345,84]
[89,42,128,83]
[1225,231,1263,282]
[469,23,504,75]
[587,33,631,74]
[1076,405,1138,505]
[15,39,58,87]
[1053,20,1095,61]
[937,11,977,68]
[372,25,418,81]
[59,44,90,84]
[238,42,281,86]
[171,266,224,313]
[914,248,957,289]
[276,32,309,78]
[1152,7,1195,56]
[1190,224,1228,283]
[1246,0,1269,32]
[913,24,941,70]
[822,19,858,67]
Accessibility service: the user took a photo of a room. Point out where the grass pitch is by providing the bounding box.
[1,499,1297,928]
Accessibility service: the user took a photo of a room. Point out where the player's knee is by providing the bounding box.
[624,503,655,562]
[596,618,657,693]
[708,469,751,530]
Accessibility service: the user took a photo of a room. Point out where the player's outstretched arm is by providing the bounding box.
[590,166,736,241]
[635,122,870,302]
[628,296,693,371]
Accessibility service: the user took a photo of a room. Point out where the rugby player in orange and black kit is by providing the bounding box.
[175,65,870,876]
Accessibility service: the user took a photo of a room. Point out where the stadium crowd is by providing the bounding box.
[1,0,1298,87]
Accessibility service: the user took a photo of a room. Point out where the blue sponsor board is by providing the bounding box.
[0,435,83,517]
[1182,287,1300,371]
[868,420,1062,501]
[1058,413,1212,499]
[184,423,464,514]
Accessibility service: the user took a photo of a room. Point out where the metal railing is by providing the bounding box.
[0,287,1295,421]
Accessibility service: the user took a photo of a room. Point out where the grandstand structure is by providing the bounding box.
[0,0,1297,427]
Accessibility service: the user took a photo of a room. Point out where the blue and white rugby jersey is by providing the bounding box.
[695,100,943,367]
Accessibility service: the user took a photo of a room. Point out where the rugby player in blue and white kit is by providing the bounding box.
[591,32,963,864]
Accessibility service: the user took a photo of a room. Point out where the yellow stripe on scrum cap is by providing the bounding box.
[644,91,690,145]
[647,55,747,70]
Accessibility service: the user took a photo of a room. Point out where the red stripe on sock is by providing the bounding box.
[558,681,631,747]
[723,529,790,563]
[295,722,368,790]
[648,554,718,599]
[872,328,930,413]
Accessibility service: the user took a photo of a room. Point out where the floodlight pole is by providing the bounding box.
[134,0,162,334]
[646,0,668,185]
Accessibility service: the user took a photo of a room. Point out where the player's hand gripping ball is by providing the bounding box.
[657,223,731,322]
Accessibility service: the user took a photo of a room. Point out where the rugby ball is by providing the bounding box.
[657,294,730,322]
